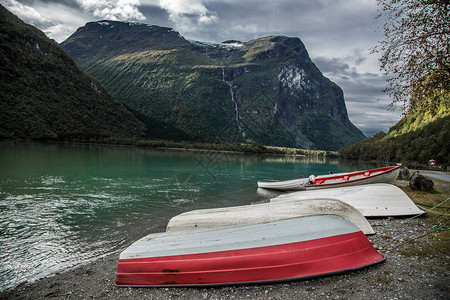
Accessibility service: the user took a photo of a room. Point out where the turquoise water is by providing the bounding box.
[0,141,374,290]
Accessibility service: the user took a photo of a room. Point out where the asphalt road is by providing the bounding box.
[414,170,450,182]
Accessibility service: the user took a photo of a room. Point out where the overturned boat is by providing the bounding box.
[271,183,424,217]
[257,166,401,191]
[116,215,384,287]
[166,198,375,235]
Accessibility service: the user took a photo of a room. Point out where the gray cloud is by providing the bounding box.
[4,0,93,41]
[5,0,148,41]
[19,0,79,7]
[159,0,218,30]
[139,3,170,27]
[314,55,366,77]
[313,54,401,136]
[3,0,56,28]
[75,0,146,22]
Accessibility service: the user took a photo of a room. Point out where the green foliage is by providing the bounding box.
[124,106,191,141]
[339,115,450,165]
[0,5,145,141]
[389,88,450,138]
[88,50,238,142]
[298,113,366,151]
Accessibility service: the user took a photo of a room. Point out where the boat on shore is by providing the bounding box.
[271,183,424,217]
[257,166,401,191]
[166,198,375,235]
[116,215,384,287]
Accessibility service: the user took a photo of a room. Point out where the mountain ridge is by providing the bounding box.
[61,20,365,151]
[0,6,145,141]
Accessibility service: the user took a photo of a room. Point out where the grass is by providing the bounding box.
[393,178,450,258]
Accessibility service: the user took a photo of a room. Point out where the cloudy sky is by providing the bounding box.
[2,0,403,136]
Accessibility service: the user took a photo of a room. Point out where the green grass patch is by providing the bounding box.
[394,179,450,258]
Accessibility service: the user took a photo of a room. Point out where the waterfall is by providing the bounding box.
[229,84,239,123]
[222,67,245,139]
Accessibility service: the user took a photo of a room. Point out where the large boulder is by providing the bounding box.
[409,171,434,192]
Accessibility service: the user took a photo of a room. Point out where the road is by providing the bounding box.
[413,170,450,182]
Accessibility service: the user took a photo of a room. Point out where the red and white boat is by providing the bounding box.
[257,166,401,191]
[116,215,384,287]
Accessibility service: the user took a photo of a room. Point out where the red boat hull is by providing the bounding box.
[116,231,384,287]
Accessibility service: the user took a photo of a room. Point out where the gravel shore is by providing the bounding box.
[1,183,448,299]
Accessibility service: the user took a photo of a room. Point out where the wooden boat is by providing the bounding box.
[116,215,384,287]
[166,198,375,235]
[271,183,424,217]
[257,166,401,191]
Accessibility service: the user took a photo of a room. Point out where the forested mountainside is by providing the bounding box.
[0,6,145,141]
[339,94,449,164]
[61,20,365,150]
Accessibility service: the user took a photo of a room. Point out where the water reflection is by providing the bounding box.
[337,159,379,172]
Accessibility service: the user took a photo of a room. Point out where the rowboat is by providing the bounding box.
[116,215,384,287]
[271,183,424,217]
[257,166,401,191]
[166,198,375,235]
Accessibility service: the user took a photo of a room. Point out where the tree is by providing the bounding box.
[374,0,449,113]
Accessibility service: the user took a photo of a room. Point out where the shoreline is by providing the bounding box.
[3,139,449,172]
[1,180,448,299]
[0,139,339,158]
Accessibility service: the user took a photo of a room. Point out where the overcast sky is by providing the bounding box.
[2,0,403,136]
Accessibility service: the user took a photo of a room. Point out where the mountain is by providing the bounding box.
[0,6,145,141]
[61,20,365,150]
[339,95,449,164]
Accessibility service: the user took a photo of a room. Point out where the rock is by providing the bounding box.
[409,171,434,192]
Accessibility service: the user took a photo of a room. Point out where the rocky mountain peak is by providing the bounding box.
[61,20,190,59]
[61,20,365,150]
[242,36,309,62]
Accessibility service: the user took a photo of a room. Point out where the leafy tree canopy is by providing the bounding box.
[374,0,449,113]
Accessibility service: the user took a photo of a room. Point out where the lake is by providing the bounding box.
[0,141,376,291]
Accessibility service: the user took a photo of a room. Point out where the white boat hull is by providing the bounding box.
[271,183,424,217]
[257,177,308,191]
[306,168,400,190]
[166,198,375,235]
